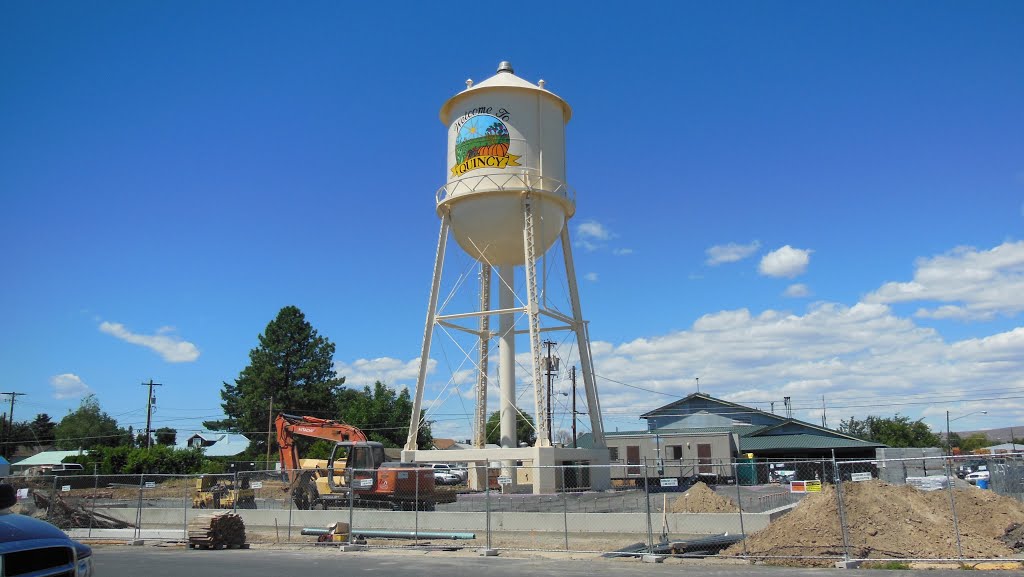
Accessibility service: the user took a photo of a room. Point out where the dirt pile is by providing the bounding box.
[669,482,739,513]
[724,480,1024,566]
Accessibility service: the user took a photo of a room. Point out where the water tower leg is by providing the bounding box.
[522,195,550,447]
[498,265,517,491]
[560,226,606,448]
[405,215,449,452]
[473,264,491,449]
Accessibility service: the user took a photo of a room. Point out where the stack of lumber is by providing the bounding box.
[188,513,247,549]
[31,491,132,529]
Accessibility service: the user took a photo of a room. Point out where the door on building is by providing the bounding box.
[626,445,641,476]
[697,443,712,475]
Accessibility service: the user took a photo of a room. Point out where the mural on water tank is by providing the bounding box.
[451,114,521,177]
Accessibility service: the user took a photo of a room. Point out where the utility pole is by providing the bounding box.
[1,393,25,458]
[141,380,162,449]
[571,366,578,448]
[543,340,558,444]
[695,377,699,394]
[821,395,827,428]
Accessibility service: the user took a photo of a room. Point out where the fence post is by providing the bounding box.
[643,460,653,551]
[732,461,747,556]
[561,466,569,551]
[135,474,144,542]
[832,452,851,563]
[232,471,238,513]
[183,474,190,542]
[287,481,293,542]
[485,465,492,552]
[944,457,964,560]
[89,466,99,539]
[414,465,420,545]
[48,476,58,524]
[347,472,354,545]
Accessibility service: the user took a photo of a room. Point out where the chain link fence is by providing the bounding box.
[5,453,1024,565]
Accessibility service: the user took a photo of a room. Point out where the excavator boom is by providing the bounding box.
[276,413,367,483]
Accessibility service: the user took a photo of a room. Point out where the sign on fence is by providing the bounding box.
[850,472,872,482]
[659,478,678,487]
[61,485,71,492]
[790,480,822,493]
[497,475,512,485]
[250,481,263,489]
[144,481,156,489]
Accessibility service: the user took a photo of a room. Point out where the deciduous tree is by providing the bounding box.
[54,395,131,450]
[838,414,941,448]
[337,381,431,448]
[485,409,537,446]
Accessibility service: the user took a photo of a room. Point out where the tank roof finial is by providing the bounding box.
[497,61,514,74]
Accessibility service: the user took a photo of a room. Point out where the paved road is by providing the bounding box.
[93,545,971,577]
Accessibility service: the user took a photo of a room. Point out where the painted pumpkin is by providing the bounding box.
[478,142,509,157]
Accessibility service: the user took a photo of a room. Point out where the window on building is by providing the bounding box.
[668,445,682,460]
[608,447,619,461]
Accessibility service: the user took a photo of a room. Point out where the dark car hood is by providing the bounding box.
[0,510,92,558]
[0,511,68,541]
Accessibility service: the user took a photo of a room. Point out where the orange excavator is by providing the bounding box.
[275,413,446,510]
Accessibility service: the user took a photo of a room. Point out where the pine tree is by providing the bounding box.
[205,306,344,454]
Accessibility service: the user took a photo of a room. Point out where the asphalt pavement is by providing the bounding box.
[93,545,973,577]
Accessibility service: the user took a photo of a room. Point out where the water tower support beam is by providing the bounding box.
[498,266,517,450]
[405,214,450,452]
[560,226,606,447]
[523,194,550,447]
[474,264,491,448]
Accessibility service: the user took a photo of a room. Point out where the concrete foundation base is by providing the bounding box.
[642,554,664,563]
[834,560,862,569]
[340,544,368,552]
[478,548,499,556]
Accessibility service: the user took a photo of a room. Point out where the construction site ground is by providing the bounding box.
[22,475,1024,569]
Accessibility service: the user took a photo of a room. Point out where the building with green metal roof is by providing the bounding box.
[577,393,882,485]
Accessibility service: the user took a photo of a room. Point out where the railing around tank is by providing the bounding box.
[436,172,576,208]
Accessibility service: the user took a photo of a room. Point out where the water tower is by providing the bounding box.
[403,62,609,493]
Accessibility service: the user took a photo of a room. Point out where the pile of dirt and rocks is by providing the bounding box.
[724,479,1024,566]
[669,482,739,513]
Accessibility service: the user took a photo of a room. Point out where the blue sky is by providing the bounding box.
[2,1,1023,444]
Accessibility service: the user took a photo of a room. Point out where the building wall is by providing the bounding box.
[604,432,736,481]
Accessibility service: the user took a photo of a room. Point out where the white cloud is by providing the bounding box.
[335,356,435,388]
[784,284,812,298]
[575,220,613,251]
[584,298,1024,431]
[372,239,1024,440]
[99,322,200,362]
[865,240,1024,320]
[51,373,91,400]
[706,241,761,265]
[613,248,634,256]
[759,245,812,278]
[584,272,599,282]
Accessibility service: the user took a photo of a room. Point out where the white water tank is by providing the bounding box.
[438,62,575,266]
